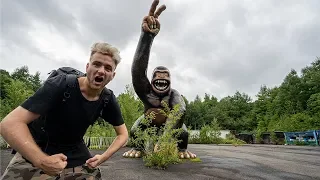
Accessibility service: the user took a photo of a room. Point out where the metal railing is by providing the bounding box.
[0,136,116,150]
[83,136,116,149]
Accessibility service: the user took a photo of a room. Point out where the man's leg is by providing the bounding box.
[1,153,56,179]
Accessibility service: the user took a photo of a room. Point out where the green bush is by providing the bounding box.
[188,119,224,144]
[130,102,185,169]
[85,119,116,137]
[221,133,246,145]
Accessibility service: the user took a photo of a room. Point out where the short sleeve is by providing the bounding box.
[20,74,67,115]
[101,93,124,126]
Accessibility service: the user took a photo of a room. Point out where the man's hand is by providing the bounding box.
[142,0,166,35]
[37,153,67,176]
[86,154,104,169]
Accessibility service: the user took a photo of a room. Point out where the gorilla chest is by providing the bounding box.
[147,94,170,108]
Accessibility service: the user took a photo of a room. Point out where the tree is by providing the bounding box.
[0,79,34,120]
[300,57,320,109]
[0,69,12,100]
[307,93,320,116]
[117,84,144,130]
[11,66,42,91]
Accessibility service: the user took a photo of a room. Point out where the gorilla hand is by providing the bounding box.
[142,0,166,35]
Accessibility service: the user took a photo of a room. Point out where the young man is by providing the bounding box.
[0,42,128,179]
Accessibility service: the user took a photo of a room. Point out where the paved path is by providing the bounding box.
[1,144,320,180]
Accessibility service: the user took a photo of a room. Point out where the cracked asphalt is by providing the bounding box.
[1,144,320,180]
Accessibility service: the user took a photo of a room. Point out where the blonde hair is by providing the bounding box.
[90,42,121,66]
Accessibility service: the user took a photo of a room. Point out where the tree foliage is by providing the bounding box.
[117,84,144,131]
[183,57,320,135]
[0,67,40,119]
[1,57,320,139]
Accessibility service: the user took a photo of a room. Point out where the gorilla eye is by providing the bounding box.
[153,73,159,78]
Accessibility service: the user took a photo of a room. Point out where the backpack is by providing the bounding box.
[12,67,111,154]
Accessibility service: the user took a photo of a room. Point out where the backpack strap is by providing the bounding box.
[100,88,112,116]
[62,74,78,100]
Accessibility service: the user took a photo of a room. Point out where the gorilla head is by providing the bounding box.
[151,66,171,96]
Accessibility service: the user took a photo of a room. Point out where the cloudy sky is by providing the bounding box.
[1,0,319,101]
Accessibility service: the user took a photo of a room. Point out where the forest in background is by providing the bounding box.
[1,57,319,142]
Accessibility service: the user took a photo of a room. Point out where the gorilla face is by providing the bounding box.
[151,66,171,95]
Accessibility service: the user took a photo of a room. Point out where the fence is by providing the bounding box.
[189,130,231,139]
[0,136,116,150]
[83,136,116,149]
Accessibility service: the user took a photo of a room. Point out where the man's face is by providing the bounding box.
[151,70,170,95]
[86,52,116,90]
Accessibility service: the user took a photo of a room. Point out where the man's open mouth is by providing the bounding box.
[153,79,169,91]
[94,76,104,83]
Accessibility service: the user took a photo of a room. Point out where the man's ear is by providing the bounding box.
[86,63,89,71]
[112,71,116,79]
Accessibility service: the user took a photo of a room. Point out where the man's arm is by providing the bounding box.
[86,93,129,168]
[101,93,129,155]
[100,124,128,161]
[0,106,47,166]
[0,74,67,169]
[86,124,128,168]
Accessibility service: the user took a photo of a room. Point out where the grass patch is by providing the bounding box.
[189,157,202,162]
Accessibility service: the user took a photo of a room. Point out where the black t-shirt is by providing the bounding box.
[20,74,124,167]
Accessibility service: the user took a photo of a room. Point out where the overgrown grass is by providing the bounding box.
[130,102,187,169]
[220,133,247,146]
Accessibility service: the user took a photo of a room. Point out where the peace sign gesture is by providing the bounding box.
[142,0,166,35]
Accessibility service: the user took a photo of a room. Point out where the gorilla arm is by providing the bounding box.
[164,89,186,130]
[131,31,155,105]
[131,0,165,105]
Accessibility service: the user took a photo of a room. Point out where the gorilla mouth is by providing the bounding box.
[153,80,169,91]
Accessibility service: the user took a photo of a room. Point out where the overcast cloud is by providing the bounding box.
[1,0,319,101]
